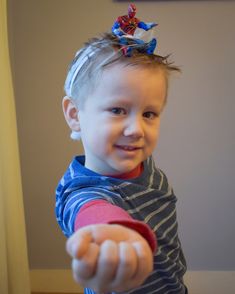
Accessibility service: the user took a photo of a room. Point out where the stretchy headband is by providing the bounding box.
[65,47,95,98]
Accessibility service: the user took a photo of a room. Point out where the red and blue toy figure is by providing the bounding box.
[112,4,158,56]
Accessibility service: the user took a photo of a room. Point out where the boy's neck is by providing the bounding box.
[105,163,143,180]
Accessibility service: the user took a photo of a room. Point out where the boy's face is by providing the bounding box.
[77,64,166,176]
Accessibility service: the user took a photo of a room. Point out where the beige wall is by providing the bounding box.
[8,0,235,272]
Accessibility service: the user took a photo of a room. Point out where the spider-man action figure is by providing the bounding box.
[112,4,158,56]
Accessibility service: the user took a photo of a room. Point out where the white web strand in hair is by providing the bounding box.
[65,39,117,98]
[66,47,96,97]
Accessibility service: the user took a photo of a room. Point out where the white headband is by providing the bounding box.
[66,47,96,97]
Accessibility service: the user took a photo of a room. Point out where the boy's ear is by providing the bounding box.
[62,96,80,131]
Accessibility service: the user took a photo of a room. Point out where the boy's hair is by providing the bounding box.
[64,33,180,107]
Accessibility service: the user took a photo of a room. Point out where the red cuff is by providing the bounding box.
[74,200,157,253]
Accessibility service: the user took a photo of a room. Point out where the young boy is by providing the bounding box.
[56,8,187,294]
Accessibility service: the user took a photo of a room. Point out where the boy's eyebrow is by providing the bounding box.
[104,96,133,106]
[106,97,164,111]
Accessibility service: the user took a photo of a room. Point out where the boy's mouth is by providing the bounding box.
[115,145,142,151]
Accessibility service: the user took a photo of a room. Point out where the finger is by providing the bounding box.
[113,242,152,292]
[110,242,137,292]
[66,227,93,258]
[131,241,153,283]
[95,240,119,291]
[118,242,138,280]
[71,242,100,283]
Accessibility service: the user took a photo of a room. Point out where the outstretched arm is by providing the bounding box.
[138,21,158,31]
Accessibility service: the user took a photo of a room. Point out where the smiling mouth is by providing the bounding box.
[115,145,142,151]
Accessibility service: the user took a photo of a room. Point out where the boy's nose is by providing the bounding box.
[123,117,144,138]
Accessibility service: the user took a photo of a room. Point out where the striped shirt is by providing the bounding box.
[55,155,187,294]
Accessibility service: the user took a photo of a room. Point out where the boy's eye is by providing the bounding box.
[110,107,126,115]
[143,111,158,119]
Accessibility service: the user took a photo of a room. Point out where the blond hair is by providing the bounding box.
[64,33,180,107]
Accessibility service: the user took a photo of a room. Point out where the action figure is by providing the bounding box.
[112,4,158,56]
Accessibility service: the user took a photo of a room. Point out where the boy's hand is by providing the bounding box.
[66,224,153,293]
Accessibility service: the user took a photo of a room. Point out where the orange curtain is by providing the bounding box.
[0,0,30,293]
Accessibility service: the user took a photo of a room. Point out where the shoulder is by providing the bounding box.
[117,15,125,22]
[144,157,171,192]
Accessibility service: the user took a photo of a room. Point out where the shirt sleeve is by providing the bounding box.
[74,199,157,253]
